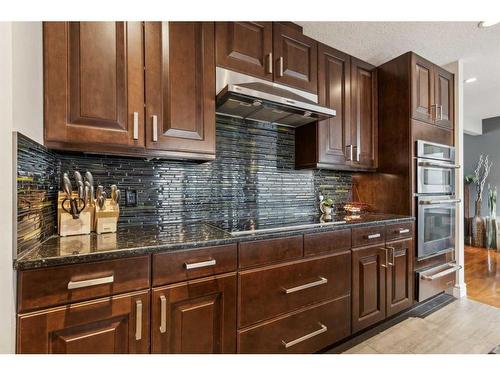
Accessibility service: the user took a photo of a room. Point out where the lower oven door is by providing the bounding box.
[417,197,459,259]
[416,262,461,302]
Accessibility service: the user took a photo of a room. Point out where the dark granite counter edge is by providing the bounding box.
[14,216,415,270]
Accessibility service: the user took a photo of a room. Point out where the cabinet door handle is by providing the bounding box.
[282,323,327,348]
[135,300,142,341]
[267,52,273,74]
[345,145,352,161]
[438,105,443,121]
[430,104,437,121]
[398,228,410,234]
[278,56,284,77]
[67,275,114,290]
[386,246,395,266]
[184,259,216,270]
[353,145,359,162]
[159,295,167,334]
[366,233,381,240]
[152,115,158,142]
[282,277,327,294]
[133,112,139,140]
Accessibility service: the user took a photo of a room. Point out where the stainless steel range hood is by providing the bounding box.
[215,68,335,127]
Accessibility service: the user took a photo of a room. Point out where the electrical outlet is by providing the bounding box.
[125,189,138,207]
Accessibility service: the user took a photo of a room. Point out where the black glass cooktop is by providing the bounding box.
[206,214,349,236]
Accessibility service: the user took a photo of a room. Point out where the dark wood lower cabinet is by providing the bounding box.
[151,273,237,354]
[386,238,413,317]
[351,245,387,333]
[17,290,150,354]
[237,296,350,354]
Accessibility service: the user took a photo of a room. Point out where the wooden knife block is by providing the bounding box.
[94,199,120,234]
[57,192,92,237]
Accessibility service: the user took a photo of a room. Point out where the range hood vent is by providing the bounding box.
[215,69,335,127]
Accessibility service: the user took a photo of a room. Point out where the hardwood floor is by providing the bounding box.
[465,246,500,308]
[342,298,500,354]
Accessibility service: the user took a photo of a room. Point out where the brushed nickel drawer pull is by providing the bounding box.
[159,295,167,334]
[282,277,328,294]
[282,323,327,348]
[184,259,216,270]
[135,300,142,341]
[421,264,462,281]
[67,275,114,290]
[366,233,381,240]
[398,228,410,234]
[133,111,139,140]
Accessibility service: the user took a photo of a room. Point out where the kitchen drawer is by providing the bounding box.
[152,244,237,286]
[352,225,386,248]
[238,235,303,269]
[238,252,351,327]
[304,229,351,256]
[237,296,350,353]
[18,256,150,312]
[385,221,414,241]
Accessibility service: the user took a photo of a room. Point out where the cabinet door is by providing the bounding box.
[350,58,377,169]
[386,238,414,317]
[317,44,351,167]
[17,291,150,354]
[352,245,386,333]
[411,54,435,125]
[434,67,454,129]
[215,22,273,80]
[44,22,145,151]
[145,22,216,160]
[151,273,237,354]
[273,23,317,93]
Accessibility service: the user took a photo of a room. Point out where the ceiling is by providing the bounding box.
[297,22,500,128]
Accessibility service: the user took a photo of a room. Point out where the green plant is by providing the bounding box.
[465,174,477,184]
[322,198,334,207]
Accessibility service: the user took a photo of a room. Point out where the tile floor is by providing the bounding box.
[342,298,500,354]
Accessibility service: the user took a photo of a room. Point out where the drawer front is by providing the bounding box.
[238,252,351,327]
[304,229,351,256]
[18,256,150,312]
[385,221,414,241]
[238,296,350,353]
[352,225,386,247]
[153,244,237,286]
[239,235,303,269]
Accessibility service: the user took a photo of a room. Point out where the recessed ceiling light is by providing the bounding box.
[465,77,477,83]
[478,21,500,28]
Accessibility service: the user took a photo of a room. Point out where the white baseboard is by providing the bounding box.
[452,283,467,298]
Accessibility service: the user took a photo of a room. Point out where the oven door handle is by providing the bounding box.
[418,161,460,169]
[419,199,461,205]
[421,264,462,280]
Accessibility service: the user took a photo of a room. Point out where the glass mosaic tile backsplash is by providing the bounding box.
[16,116,352,256]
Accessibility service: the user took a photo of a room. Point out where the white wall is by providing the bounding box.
[0,21,43,354]
[0,21,16,354]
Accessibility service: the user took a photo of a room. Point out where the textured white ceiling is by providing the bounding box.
[297,22,500,124]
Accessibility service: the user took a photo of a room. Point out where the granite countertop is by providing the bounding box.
[15,213,414,270]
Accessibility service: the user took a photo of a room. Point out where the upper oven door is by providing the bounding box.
[417,197,459,259]
[416,140,455,162]
[417,160,457,195]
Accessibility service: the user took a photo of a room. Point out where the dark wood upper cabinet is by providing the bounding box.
[317,45,351,167]
[144,22,216,160]
[411,54,435,125]
[151,273,237,354]
[434,66,454,129]
[411,53,454,130]
[44,22,145,152]
[215,22,273,80]
[273,23,318,93]
[386,238,413,317]
[351,244,386,333]
[17,291,150,354]
[350,58,377,169]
